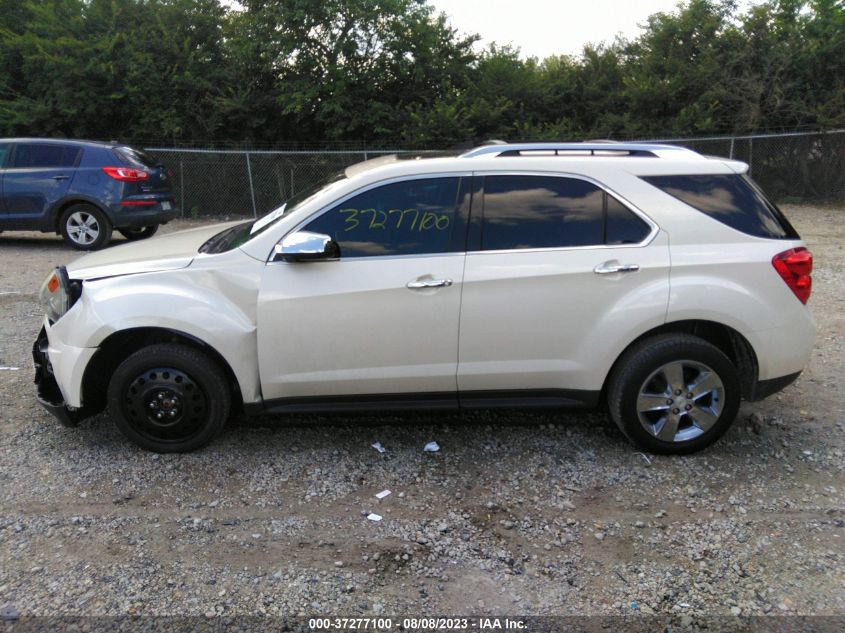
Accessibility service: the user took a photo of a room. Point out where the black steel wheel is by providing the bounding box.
[108,344,230,452]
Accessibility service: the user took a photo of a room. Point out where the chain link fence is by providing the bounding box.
[647,129,845,203]
[144,130,845,220]
[142,148,407,219]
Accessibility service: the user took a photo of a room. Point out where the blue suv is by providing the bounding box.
[0,138,178,250]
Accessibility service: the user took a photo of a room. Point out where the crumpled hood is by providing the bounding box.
[67,222,243,280]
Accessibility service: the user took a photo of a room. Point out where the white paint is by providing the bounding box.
[41,144,814,422]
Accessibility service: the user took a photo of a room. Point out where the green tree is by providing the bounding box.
[226,0,477,143]
[0,0,229,140]
[0,0,843,145]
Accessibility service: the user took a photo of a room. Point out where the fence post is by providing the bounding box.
[274,163,285,200]
[179,159,185,218]
[729,137,735,159]
[748,138,753,176]
[245,152,258,218]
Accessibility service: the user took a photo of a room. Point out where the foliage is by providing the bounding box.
[0,0,843,145]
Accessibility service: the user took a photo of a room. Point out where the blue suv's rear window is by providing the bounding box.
[115,146,157,169]
[642,174,799,239]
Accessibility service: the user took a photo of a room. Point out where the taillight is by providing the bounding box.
[102,166,149,182]
[772,247,812,304]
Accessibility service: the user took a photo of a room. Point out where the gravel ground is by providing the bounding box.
[0,205,843,620]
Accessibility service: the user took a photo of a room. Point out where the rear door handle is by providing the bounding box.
[407,278,453,289]
[52,175,69,181]
[594,262,640,275]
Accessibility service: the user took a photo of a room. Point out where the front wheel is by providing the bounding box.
[59,204,112,250]
[607,334,741,455]
[107,344,231,453]
[118,225,159,241]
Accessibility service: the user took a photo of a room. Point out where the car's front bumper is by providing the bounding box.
[33,324,97,426]
[33,327,78,426]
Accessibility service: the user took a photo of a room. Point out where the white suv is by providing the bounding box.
[33,142,815,454]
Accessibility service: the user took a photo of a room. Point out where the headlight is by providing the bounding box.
[39,266,73,323]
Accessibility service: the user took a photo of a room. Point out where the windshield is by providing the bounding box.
[199,170,348,254]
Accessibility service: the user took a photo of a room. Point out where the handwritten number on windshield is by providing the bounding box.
[339,208,450,233]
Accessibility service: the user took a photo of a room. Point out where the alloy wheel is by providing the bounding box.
[66,211,101,246]
[636,360,725,442]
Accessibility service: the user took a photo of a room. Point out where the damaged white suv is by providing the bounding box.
[34,142,815,453]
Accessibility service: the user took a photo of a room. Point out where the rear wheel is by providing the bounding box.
[607,334,741,454]
[60,204,112,250]
[118,225,159,241]
[107,344,231,453]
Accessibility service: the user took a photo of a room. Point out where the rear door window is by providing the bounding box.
[11,143,81,169]
[641,174,798,239]
[480,175,604,250]
[478,175,651,250]
[606,194,651,244]
[0,143,9,167]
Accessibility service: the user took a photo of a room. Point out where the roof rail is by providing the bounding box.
[460,142,703,160]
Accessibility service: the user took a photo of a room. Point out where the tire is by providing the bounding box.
[607,334,741,455]
[107,344,231,453]
[118,225,159,241]
[59,204,112,250]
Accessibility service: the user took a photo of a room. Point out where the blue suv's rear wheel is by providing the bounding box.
[59,203,112,251]
[118,225,159,241]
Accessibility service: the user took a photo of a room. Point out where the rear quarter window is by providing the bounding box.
[642,174,799,239]
[114,147,158,169]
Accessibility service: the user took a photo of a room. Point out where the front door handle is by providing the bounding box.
[407,278,453,289]
[52,175,69,181]
[594,262,640,275]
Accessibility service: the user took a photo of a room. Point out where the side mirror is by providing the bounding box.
[273,231,340,262]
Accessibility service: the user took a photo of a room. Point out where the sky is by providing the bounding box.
[427,0,755,59]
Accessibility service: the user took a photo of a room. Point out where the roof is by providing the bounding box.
[344,141,744,181]
[459,141,703,159]
[0,138,120,148]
